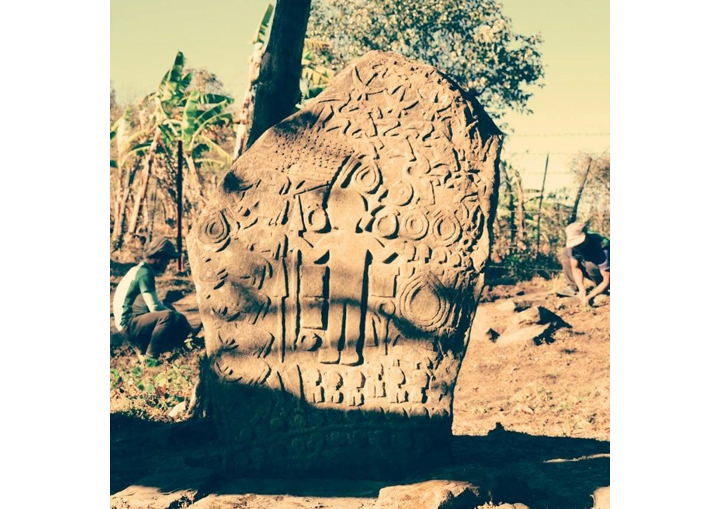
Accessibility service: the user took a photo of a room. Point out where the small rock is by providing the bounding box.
[495,324,552,347]
[111,466,214,509]
[168,401,188,418]
[490,475,533,507]
[495,299,518,313]
[591,486,610,509]
[593,294,609,307]
[504,306,570,336]
[375,480,481,509]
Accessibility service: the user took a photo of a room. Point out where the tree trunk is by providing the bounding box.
[570,158,593,224]
[233,43,264,160]
[239,0,312,153]
[111,159,140,245]
[127,131,162,235]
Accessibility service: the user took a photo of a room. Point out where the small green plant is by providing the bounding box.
[110,352,198,420]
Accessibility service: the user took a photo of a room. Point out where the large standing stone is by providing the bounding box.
[188,51,502,478]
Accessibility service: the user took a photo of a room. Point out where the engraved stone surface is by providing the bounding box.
[188,50,502,477]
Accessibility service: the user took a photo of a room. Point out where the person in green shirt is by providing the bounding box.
[557,222,610,306]
[112,238,194,358]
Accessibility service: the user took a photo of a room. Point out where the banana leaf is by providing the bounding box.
[199,93,233,106]
[160,51,186,104]
[197,134,233,165]
[182,90,200,146]
[253,4,274,45]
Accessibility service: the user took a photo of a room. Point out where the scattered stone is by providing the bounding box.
[490,475,533,507]
[513,403,534,415]
[495,299,518,313]
[192,493,375,509]
[168,401,187,418]
[593,295,609,307]
[507,306,568,331]
[110,466,214,509]
[591,486,610,509]
[495,324,552,347]
[374,480,481,509]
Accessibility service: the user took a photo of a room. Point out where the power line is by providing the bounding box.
[506,152,587,156]
[508,133,610,137]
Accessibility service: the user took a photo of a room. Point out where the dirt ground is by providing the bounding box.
[110,272,609,508]
[454,278,610,442]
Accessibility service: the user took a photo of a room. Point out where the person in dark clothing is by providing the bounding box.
[557,222,610,306]
[112,238,195,358]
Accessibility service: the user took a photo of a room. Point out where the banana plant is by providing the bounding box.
[181,89,234,168]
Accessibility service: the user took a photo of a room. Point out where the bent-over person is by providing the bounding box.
[113,238,193,358]
[557,222,610,306]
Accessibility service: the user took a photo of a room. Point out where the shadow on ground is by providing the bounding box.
[111,413,608,508]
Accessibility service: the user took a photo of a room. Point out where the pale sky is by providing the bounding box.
[111,0,609,191]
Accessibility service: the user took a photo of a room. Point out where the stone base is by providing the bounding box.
[209,379,452,479]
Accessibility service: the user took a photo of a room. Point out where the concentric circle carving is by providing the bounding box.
[374,209,399,238]
[199,209,231,251]
[398,273,451,332]
[402,210,429,240]
[306,207,329,232]
[388,180,413,206]
[431,210,461,246]
[353,163,381,193]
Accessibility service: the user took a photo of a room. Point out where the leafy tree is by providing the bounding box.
[306,0,544,118]
[569,151,610,236]
[110,52,235,249]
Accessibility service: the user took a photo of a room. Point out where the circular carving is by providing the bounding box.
[398,274,451,332]
[250,447,266,466]
[432,211,462,246]
[291,437,305,454]
[299,331,322,351]
[306,207,329,232]
[268,442,286,457]
[353,163,381,193]
[350,430,368,446]
[329,431,347,447]
[306,434,324,453]
[199,209,231,251]
[402,210,429,240]
[374,210,399,238]
[238,427,254,441]
[368,430,390,447]
[388,180,413,206]
[392,433,413,450]
[378,301,396,317]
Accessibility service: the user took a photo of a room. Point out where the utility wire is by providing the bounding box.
[508,133,610,137]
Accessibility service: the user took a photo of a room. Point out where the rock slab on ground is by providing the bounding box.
[374,480,481,509]
[110,466,215,509]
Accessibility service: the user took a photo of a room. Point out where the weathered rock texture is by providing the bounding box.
[188,51,502,477]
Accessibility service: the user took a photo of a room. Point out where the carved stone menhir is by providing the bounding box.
[188,50,502,478]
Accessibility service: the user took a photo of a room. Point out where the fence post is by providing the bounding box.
[177,140,183,271]
[535,152,549,257]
